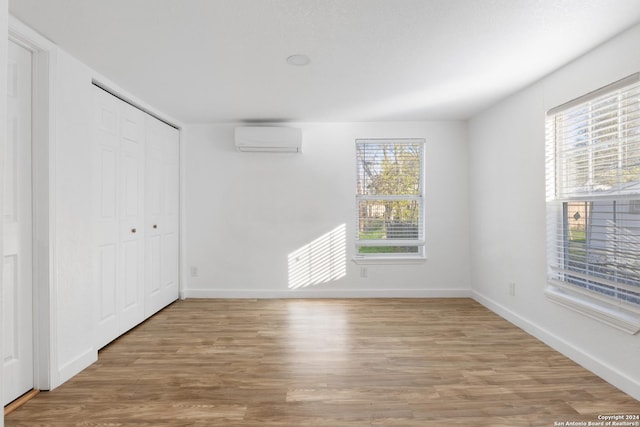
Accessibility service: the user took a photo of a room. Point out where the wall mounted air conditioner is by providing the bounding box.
[234,126,302,153]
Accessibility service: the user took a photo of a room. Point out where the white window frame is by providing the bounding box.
[354,138,426,264]
[545,73,640,334]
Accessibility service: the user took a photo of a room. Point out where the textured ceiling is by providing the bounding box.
[9,0,640,123]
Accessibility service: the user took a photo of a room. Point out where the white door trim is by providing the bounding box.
[9,15,58,392]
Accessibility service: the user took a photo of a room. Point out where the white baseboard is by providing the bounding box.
[472,290,640,401]
[56,347,97,387]
[182,288,472,299]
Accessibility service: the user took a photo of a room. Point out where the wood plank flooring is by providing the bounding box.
[6,298,640,426]
[4,390,39,416]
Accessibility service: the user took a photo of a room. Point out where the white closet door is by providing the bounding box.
[117,102,145,333]
[93,88,119,348]
[162,124,180,306]
[3,40,33,405]
[144,115,179,316]
[93,87,145,349]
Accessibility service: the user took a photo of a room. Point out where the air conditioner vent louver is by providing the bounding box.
[234,126,302,153]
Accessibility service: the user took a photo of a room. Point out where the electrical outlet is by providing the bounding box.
[509,282,516,296]
[360,267,368,278]
[190,266,199,277]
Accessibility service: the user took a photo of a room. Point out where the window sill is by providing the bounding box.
[545,285,640,335]
[352,256,426,265]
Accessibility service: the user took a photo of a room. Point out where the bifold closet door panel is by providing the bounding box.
[117,101,146,335]
[162,124,180,306]
[93,87,120,349]
[92,87,145,349]
[144,115,179,317]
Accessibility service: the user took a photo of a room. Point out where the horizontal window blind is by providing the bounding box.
[355,139,425,256]
[550,75,640,199]
[553,200,640,305]
[546,73,640,309]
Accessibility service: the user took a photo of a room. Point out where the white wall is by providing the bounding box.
[468,24,640,400]
[184,121,471,298]
[51,49,97,384]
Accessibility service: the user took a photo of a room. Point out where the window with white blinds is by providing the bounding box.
[546,73,640,320]
[355,139,425,258]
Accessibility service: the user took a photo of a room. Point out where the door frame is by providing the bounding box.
[8,16,57,392]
